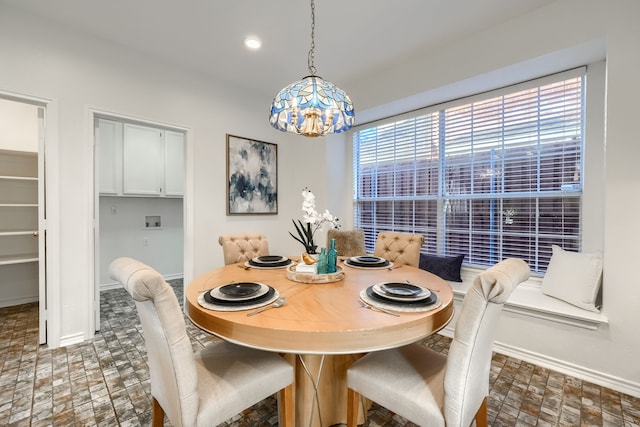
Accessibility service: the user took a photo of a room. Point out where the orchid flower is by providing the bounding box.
[290,188,340,253]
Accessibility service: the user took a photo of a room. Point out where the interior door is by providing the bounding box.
[93,117,104,331]
[37,106,47,344]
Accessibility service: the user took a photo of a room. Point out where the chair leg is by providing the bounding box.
[151,397,165,427]
[475,396,488,427]
[278,383,295,427]
[347,388,360,427]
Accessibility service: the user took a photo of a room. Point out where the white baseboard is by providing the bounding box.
[439,327,456,344]
[493,341,640,398]
[0,295,38,308]
[100,273,183,292]
[439,328,640,398]
[60,331,85,347]
[100,282,123,291]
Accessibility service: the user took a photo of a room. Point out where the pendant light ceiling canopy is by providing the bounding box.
[269,0,355,137]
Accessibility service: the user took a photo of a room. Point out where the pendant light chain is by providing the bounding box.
[307,0,317,76]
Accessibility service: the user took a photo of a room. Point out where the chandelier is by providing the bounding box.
[269,0,355,137]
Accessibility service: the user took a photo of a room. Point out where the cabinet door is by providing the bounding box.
[96,118,122,195]
[123,124,163,196]
[164,130,185,197]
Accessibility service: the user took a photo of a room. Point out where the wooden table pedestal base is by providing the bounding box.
[284,353,369,427]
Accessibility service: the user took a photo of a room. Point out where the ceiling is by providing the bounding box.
[3,0,556,100]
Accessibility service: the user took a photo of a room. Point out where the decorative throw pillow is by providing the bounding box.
[541,245,603,312]
[419,254,465,282]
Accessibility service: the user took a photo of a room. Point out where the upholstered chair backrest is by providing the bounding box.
[327,229,367,257]
[444,258,530,426]
[373,231,425,267]
[109,257,198,427]
[218,233,270,265]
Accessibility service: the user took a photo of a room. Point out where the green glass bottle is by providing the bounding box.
[317,247,327,274]
[327,238,338,273]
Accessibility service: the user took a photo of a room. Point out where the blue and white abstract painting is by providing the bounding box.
[226,134,278,214]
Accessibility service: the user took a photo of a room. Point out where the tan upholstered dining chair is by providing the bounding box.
[109,257,294,427]
[346,258,530,427]
[373,231,425,267]
[327,229,367,257]
[218,233,269,265]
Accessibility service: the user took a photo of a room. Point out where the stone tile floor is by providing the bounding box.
[0,279,638,426]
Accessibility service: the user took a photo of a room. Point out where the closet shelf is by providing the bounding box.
[0,175,38,181]
[0,230,38,236]
[0,253,39,266]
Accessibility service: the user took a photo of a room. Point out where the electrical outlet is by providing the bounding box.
[111,206,117,214]
[144,238,149,246]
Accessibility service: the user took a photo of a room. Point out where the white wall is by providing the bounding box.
[0,4,327,347]
[0,98,38,152]
[0,264,38,307]
[329,0,640,395]
[98,196,183,286]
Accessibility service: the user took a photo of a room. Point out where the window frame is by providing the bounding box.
[351,64,605,276]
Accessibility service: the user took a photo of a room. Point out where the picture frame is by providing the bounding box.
[226,134,278,215]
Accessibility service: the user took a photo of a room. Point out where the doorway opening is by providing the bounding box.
[92,113,186,331]
[0,96,47,344]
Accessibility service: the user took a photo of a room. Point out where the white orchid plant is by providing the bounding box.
[290,188,340,254]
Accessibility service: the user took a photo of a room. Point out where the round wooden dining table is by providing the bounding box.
[185,260,454,427]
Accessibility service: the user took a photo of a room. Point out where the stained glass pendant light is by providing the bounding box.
[269,0,355,137]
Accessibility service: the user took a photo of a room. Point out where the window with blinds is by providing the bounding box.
[353,69,585,273]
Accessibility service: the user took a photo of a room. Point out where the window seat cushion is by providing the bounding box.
[447,267,608,330]
[541,245,603,312]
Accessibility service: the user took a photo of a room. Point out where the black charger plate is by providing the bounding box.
[366,286,437,307]
[204,287,275,306]
[346,258,391,268]
[248,256,291,267]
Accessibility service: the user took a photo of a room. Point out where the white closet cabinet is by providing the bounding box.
[164,130,185,196]
[96,118,122,195]
[0,150,39,306]
[97,119,184,197]
[123,123,163,196]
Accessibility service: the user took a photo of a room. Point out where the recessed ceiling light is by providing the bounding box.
[244,36,261,50]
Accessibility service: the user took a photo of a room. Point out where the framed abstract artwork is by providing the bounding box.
[226,134,278,215]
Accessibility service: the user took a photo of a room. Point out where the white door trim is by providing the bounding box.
[37,106,46,344]
[86,106,194,337]
[0,89,60,347]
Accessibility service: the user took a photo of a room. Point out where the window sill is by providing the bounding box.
[448,267,608,330]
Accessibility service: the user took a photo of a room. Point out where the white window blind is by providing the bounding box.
[353,68,585,273]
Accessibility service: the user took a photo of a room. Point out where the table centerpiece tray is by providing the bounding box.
[285,264,345,284]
